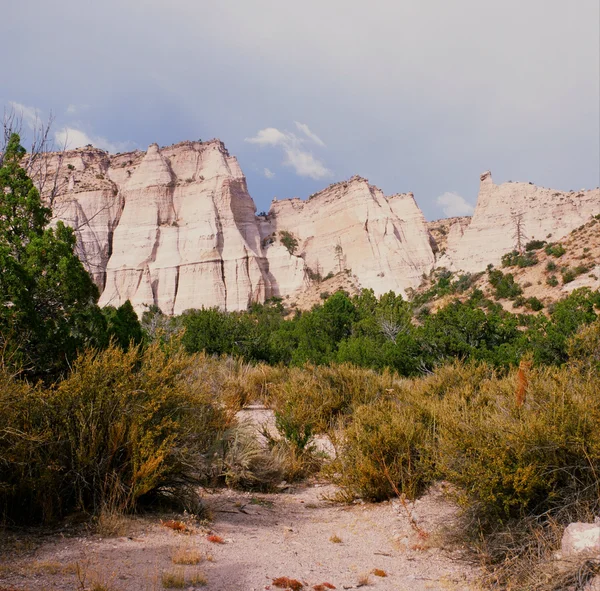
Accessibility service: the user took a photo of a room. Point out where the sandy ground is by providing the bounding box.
[0,481,480,591]
[0,407,480,591]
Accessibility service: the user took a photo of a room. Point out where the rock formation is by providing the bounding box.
[260,176,435,298]
[41,140,270,315]
[441,171,600,272]
[36,141,599,315]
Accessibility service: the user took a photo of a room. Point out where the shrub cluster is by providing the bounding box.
[501,250,538,268]
[0,343,229,524]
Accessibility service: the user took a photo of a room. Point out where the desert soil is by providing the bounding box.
[0,408,481,591]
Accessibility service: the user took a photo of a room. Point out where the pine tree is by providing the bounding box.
[0,133,106,378]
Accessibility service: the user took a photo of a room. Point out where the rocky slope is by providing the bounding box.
[36,142,599,315]
[440,171,600,272]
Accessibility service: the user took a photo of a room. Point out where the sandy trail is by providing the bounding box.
[0,481,479,591]
[0,406,480,590]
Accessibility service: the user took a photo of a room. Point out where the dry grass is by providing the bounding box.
[96,510,132,537]
[188,571,208,586]
[356,572,371,587]
[171,546,203,565]
[161,569,186,588]
[206,534,225,544]
[329,534,342,544]
[30,560,78,575]
[312,584,336,591]
[371,568,387,577]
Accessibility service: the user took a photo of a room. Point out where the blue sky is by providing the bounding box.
[3,0,599,220]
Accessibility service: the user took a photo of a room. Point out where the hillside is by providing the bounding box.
[413,215,600,313]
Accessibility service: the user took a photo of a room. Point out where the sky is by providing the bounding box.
[3,0,599,220]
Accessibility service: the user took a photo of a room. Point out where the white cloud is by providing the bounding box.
[283,148,331,180]
[246,127,288,147]
[436,192,475,217]
[8,101,41,130]
[246,123,331,180]
[294,121,325,147]
[54,126,130,153]
[264,167,275,179]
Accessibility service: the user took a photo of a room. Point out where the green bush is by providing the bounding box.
[279,230,298,255]
[488,269,523,299]
[525,240,546,251]
[526,297,544,311]
[545,243,566,258]
[502,250,538,268]
[435,365,600,521]
[546,275,559,287]
[546,261,557,272]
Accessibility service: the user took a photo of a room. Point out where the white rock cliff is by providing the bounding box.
[442,171,600,272]
[37,142,599,315]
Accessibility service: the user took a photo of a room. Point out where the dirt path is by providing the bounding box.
[0,481,480,591]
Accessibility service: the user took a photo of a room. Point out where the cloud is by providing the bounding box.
[246,123,332,180]
[436,192,475,217]
[264,167,275,179]
[54,126,130,153]
[294,121,325,147]
[245,127,288,147]
[8,101,41,129]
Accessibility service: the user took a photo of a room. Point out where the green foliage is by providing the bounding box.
[525,240,546,251]
[501,250,538,268]
[410,269,483,307]
[103,301,145,349]
[488,269,523,299]
[546,274,558,287]
[545,261,557,272]
[561,268,576,284]
[279,230,298,254]
[544,243,566,258]
[568,319,600,373]
[0,134,105,379]
[332,399,435,501]
[526,297,544,311]
[0,343,228,524]
[436,365,600,522]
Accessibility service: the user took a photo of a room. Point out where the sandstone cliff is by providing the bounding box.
[260,176,435,299]
[441,171,600,272]
[37,142,599,315]
[39,145,441,313]
[42,140,270,314]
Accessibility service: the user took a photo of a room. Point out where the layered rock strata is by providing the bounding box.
[40,141,270,314]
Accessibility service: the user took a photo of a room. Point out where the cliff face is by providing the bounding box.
[442,171,600,272]
[38,142,599,315]
[260,176,435,298]
[42,140,270,315]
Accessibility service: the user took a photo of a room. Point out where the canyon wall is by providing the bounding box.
[42,141,270,315]
[38,142,599,315]
[41,142,438,314]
